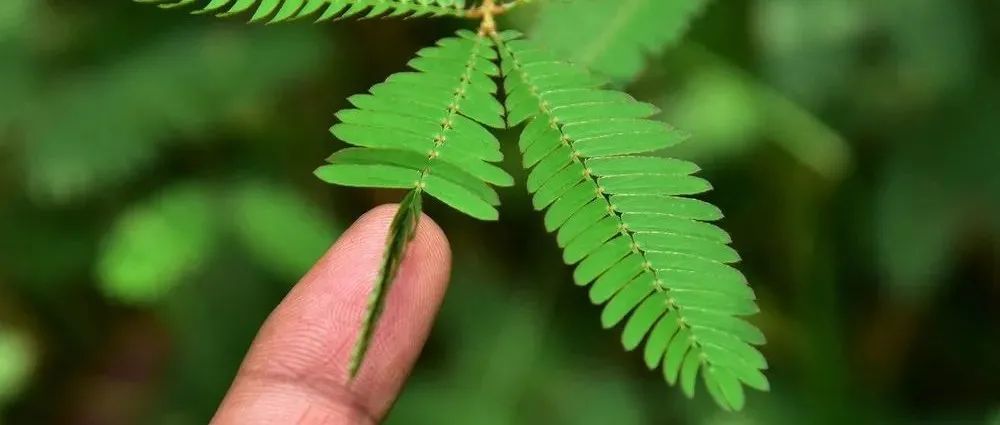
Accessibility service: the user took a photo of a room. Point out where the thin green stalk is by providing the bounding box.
[348,189,423,378]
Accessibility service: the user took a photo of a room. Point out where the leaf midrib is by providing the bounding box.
[416,35,487,188]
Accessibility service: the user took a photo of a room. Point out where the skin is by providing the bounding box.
[212,205,452,425]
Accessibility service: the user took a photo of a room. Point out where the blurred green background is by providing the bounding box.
[1,0,998,423]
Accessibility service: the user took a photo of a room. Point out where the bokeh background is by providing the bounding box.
[1,0,998,423]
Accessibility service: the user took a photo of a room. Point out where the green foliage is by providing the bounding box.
[316,29,515,376]
[662,47,851,180]
[497,32,767,411]
[875,98,1000,300]
[50,0,767,413]
[137,0,469,22]
[13,26,326,203]
[875,159,961,298]
[97,180,342,304]
[0,327,34,406]
[308,19,767,406]
[349,190,422,376]
[229,180,340,280]
[0,0,29,39]
[316,30,513,221]
[0,0,31,141]
[530,0,707,84]
[97,184,219,304]
[753,0,865,106]
[6,0,1000,422]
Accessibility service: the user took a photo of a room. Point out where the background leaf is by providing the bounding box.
[97,183,219,304]
[228,180,341,281]
[15,25,328,203]
[529,0,707,84]
[661,45,852,180]
[0,327,33,407]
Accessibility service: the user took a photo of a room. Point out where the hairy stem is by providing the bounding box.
[476,0,499,35]
[469,0,527,32]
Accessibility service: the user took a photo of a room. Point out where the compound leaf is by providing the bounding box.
[496,31,767,411]
[317,30,512,221]
[316,30,511,378]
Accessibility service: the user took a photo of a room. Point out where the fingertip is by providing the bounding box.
[340,204,452,400]
[330,203,450,272]
[214,203,453,424]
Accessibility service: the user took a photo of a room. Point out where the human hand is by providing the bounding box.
[212,205,451,424]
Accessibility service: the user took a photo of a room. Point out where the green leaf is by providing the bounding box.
[557,201,609,248]
[635,232,741,263]
[589,256,643,302]
[601,275,655,328]
[97,183,219,304]
[597,174,712,196]
[0,327,34,405]
[642,310,680,368]
[137,0,468,23]
[533,165,587,210]
[325,147,501,206]
[20,26,327,203]
[706,365,745,411]
[322,31,521,376]
[562,216,619,264]
[622,213,731,243]
[680,349,701,398]
[528,149,575,197]
[621,294,669,350]
[530,0,708,84]
[586,155,700,177]
[316,163,422,189]
[545,182,599,231]
[663,329,692,385]
[573,236,632,285]
[319,31,512,221]
[612,195,724,221]
[229,181,342,281]
[424,174,499,221]
[497,32,768,411]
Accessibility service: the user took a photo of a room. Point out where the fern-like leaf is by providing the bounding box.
[136,0,468,23]
[495,31,768,411]
[317,29,511,220]
[316,30,511,375]
[531,0,707,83]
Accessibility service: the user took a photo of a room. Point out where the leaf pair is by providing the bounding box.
[316,29,768,411]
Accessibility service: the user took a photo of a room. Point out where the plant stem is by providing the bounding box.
[475,0,499,35]
[349,189,423,378]
[469,0,527,32]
